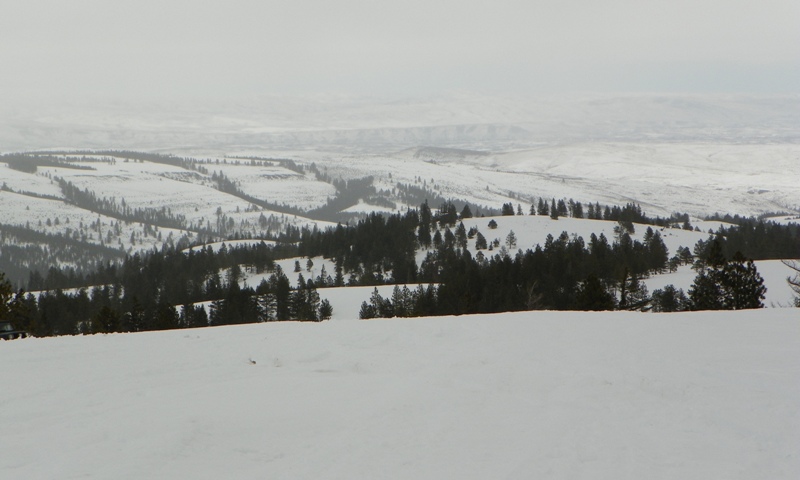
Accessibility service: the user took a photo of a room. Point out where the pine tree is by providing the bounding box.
[475,232,488,250]
[550,199,558,219]
[651,285,690,312]
[722,252,766,309]
[505,230,517,249]
[783,260,800,307]
[359,301,376,319]
[455,222,468,250]
[689,242,766,310]
[418,201,432,248]
[318,299,333,320]
[537,198,549,216]
[576,274,615,311]
[0,272,14,322]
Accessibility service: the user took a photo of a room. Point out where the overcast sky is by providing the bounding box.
[1,0,798,103]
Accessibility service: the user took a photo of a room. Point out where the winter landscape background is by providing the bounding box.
[2,92,798,480]
[2,0,799,477]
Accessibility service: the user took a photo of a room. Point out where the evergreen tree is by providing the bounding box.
[455,222,468,250]
[418,201,432,248]
[689,269,725,310]
[722,252,766,309]
[575,274,615,311]
[556,199,568,217]
[651,285,690,312]
[783,260,800,307]
[550,199,558,220]
[359,301,376,319]
[620,274,650,311]
[0,275,36,334]
[92,305,120,333]
[318,299,333,320]
[475,232,488,250]
[505,230,517,249]
[537,198,549,216]
[689,242,766,310]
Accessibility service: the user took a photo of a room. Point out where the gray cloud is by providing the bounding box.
[1,0,797,103]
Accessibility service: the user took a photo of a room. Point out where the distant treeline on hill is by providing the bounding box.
[2,154,97,173]
[3,200,796,338]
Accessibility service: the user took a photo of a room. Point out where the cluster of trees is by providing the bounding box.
[0,272,33,329]
[0,223,127,287]
[2,154,97,173]
[2,240,330,337]
[358,224,670,317]
[359,239,771,319]
[3,194,797,337]
[704,220,799,260]
[787,260,800,307]
[688,240,766,310]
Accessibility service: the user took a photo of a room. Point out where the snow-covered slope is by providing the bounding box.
[296,143,800,219]
[2,309,798,479]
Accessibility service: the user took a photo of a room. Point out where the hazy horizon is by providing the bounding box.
[2,0,798,106]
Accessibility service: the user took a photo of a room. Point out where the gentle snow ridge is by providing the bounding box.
[2,309,798,479]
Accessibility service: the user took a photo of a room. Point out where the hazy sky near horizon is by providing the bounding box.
[1,0,798,103]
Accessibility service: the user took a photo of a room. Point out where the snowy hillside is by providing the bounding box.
[155,215,799,318]
[2,309,798,479]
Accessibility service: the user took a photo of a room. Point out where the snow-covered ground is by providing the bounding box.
[2,309,798,479]
[0,189,192,254]
[212,163,336,211]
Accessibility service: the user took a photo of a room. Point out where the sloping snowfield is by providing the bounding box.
[2,309,798,480]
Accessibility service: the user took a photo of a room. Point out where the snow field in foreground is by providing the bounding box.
[2,309,798,480]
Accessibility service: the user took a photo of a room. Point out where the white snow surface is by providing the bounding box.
[2,309,798,479]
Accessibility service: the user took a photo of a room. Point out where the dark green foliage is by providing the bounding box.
[291,276,321,321]
[784,260,800,307]
[689,241,766,310]
[537,198,549,216]
[707,220,799,260]
[5,196,790,336]
[437,201,458,227]
[617,268,650,311]
[721,252,766,310]
[318,299,333,320]
[575,274,616,311]
[475,232,488,250]
[0,273,38,334]
[651,285,690,312]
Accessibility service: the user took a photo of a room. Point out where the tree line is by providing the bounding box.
[2,199,797,337]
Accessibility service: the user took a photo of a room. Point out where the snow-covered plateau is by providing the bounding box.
[2,308,798,479]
